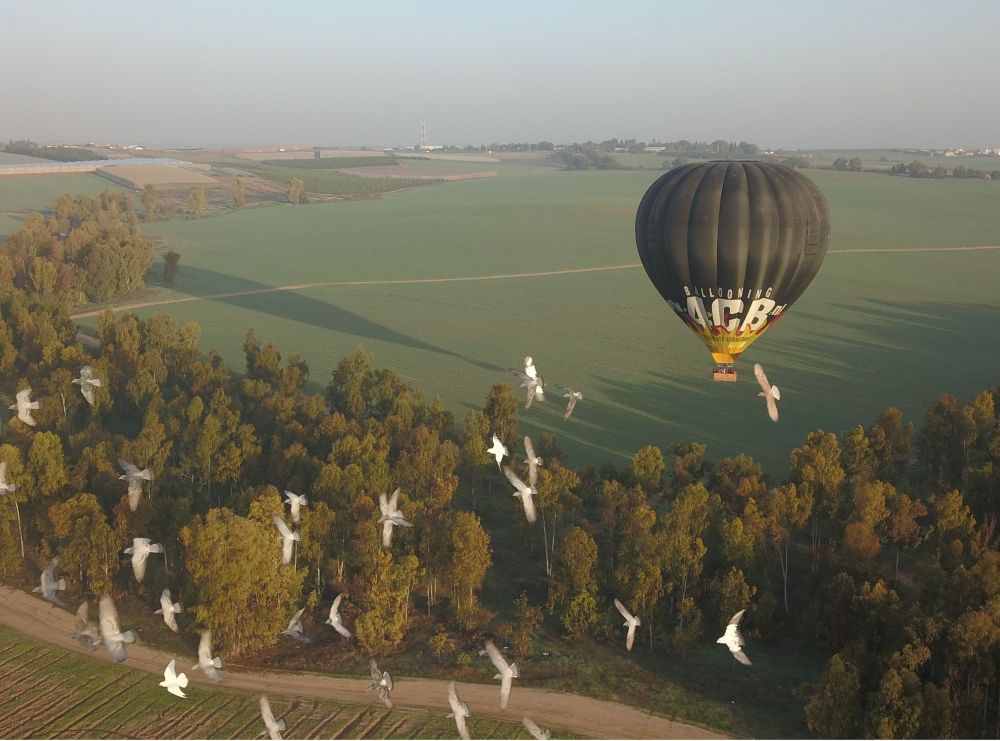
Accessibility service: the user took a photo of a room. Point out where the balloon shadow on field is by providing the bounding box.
[147,261,504,374]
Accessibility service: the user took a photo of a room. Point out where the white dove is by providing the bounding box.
[281,606,311,644]
[523,717,551,740]
[485,639,519,710]
[272,515,300,565]
[72,365,103,406]
[614,598,641,652]
[753,363,781,423]
[72,601,102,650]
[510,369,545,410]
[283,490,308,524]
[717,608,752,665]
[325,594,352,639]
[33,557,66,607]
[118,460,152,512]
[98,594,136,663]
[154,588,182,632]
[192,629,224,682]
[10,388,39,427]
[260,694,286,740]
[487,434,508,470]
[556,385,584,420]
[0,460,14,496]
[447,681,472,740]
[123,537,163,583]
[503,465,537,524]
[378,488,412,548]
[159,659,189,698]
[522,435,543,487]
[368,658,394,708]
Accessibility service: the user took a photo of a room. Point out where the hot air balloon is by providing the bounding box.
[635,161,830,382]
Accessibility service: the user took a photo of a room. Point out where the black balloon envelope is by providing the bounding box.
[635,160,830,380]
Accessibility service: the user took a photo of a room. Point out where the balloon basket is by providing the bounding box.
[712,367,738,383]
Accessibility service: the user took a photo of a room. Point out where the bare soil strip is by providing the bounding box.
[0,586,724,740]
[69,244,1000,321]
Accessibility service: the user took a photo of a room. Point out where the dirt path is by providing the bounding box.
[0,586,725,740]
[68,244,1000,321]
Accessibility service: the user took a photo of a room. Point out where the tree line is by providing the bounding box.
[0,191,153,304]
[890,160,1000,180]
[4,139,106,162]
[0,205,997,737]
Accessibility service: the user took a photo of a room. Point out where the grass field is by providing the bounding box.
[62,163,1000,477]
[0,173,121,240]
[0,624,547,740]
[223,161,443,196]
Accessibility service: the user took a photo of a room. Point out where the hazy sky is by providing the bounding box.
[3,0,998,150]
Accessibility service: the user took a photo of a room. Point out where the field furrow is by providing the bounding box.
[328,706,372,739]
[301,704,348,739]
[30,674,130,737]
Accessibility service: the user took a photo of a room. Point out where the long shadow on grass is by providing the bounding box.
[153,262,503,372]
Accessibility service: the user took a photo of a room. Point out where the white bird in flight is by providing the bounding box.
[0,460,15,496]
[522,435,542,487]
[281,606,311,644]
[124,537,163,583]
[98,594,136,663]
[510,369,545,410]
[283,490,308,524]
[160,659,189,698]
[72,601,102,650]
[487,434,508,470]
[613,598,641,652]
[556,385,584,420]
[10,388,39,427]
[33,557,67,607]
[192,629,224,683]
[72,365,103,406]
[260,694,286,740]
[272,514,300,565]
[378,488,412,548]
[118,460,152,512]
[447,681,472,740]
[368,659,394,708]
[154,588,182,632]
[523,717,551,740]
[485,639,519,710]
[717,609,752,666]
[325,594,352,639]
[753,363,781,423]
[503,465,537,524]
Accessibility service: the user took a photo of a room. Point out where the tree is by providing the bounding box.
[355,551,421,651]
[668,442,711,495]
[509,592,543,656]
[483,384,519,451]
[180,507,304,655]
[709,454,767,505]
[805,654,863,738]
[832,157,848,171]
[868,407,913,484]
[672,595,702,659]
[162,250,180,286]
[848,157,863,172]
[630,445,665,493]
[881,488,927,578]
[188,187,207,219]
[549,526,599,637]
[660,483,711,608]
[789,430,845,561]
[48,493,119,594]
[141,184,160,221]
[234,177,246,207]
[443,511,491,626]
[287,177,305,204]
[761,483,811,613]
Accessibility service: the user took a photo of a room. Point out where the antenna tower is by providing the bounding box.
[420,121,427,151]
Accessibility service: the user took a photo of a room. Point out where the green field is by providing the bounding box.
[0,624,542,740]
[62,164,1000,477]
[0,173,122,240]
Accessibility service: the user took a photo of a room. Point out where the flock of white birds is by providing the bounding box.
[4,354,774,739]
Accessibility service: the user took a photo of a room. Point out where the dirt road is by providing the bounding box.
[0,586,726,740]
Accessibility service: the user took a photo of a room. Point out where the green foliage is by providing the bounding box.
[3,140,105,161]
[180,507,304,656]
[162,250,180,286]
[287,177,305,204]
[187,187,206,219]
[805,653,863,738]
[141,184,160,221]
[263,155,399,169]
[562,591,599,639]
[630,445,665,493]
[509,592,543,656]
[47,492,118,594]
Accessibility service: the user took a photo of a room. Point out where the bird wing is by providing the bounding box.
[198,631,212,664]
[288,607,305,632]
[260,694,277,727]
[523,717,547,740]
[766,395,779,422]
[381,519,394,548]
[613,598,634,622]
[625,623,636,652]
[455,713,471,740]
[369,658,382,682]
[521,487,537,523]
[81,385,95,405]
[753,363,771,394]
[729,609,746,627]
[499,674,511,709]
[388,487,400,511]
[330,594,343,619]
[733,649,753,666]
[164,659,177,682]
[15,388,31,405]
[281,536,294,564]
[98,596,121,637]
[273,515,293,539]
[0,460,7,484]
[333,621,352,639]
[79,365,93,381]
[119,459,138,475]
[448,680,460,709]
[484,640,507,674]
[502,466,527,492]
[75,601,89,625]
[564,396,578,419]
